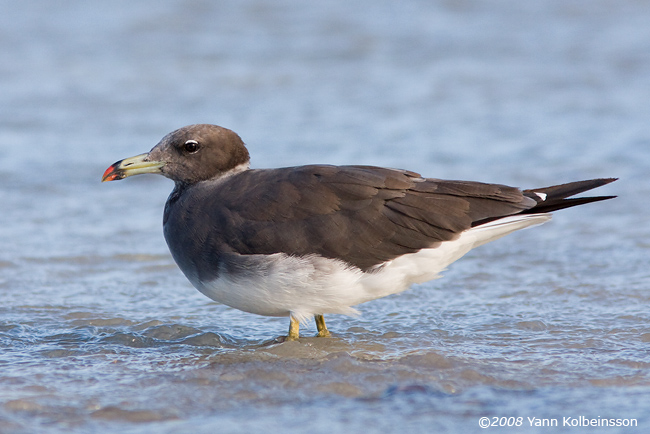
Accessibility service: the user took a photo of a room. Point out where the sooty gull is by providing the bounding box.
[102,124,616,340]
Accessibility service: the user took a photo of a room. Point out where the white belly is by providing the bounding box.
[188,214,551,323]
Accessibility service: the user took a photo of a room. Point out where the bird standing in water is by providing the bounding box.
[102,124,616,340]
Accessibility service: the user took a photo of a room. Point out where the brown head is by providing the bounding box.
[102,124,250,185]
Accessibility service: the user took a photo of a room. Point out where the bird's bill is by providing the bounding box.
[102,153,165,182]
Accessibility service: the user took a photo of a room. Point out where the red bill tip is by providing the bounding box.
[102,165,118,182]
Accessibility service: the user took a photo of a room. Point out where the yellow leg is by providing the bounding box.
[286,316,300,341]
[314,314,331,338]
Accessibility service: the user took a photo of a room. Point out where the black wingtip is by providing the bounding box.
[523,178,617,214]
[524,178,617,198]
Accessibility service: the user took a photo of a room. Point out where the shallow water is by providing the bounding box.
[1,0,649,432]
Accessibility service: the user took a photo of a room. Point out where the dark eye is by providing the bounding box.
[184,140,199,153]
